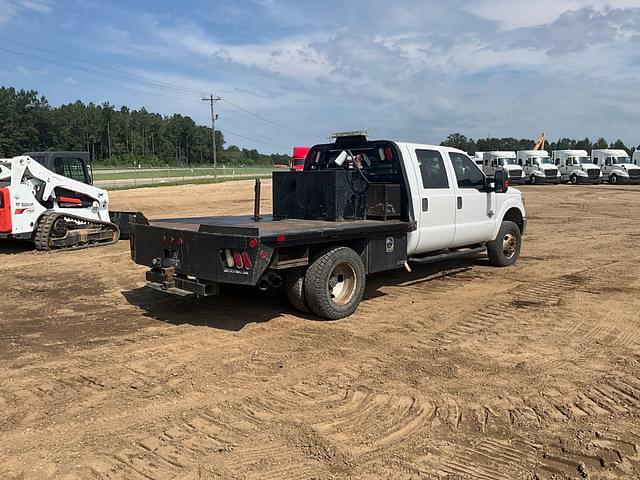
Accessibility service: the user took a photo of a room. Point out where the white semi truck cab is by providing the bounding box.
[592,149,640,185]
[552,150,602,184]
[518,150,560,185]
[482,151,524,184]
[632,150,640,166]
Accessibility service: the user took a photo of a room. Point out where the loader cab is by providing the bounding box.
[24,151,93,185]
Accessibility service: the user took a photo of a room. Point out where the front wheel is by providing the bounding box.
[610,174,618,185]
[487,221,522,267]
[529,175,537,185]
[304,247,366,320]
[570,174,578,184]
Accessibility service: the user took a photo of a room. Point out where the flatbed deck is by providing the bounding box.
[148,215,414,243]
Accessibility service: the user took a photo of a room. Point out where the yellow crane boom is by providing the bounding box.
[533,133,546,151]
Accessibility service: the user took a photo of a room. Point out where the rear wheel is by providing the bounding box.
[304,247,365,320]
[487,221,521,267]
[285,267,310,314]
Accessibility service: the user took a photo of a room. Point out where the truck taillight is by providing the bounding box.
[233,250,243,269]
[242,252,252,270]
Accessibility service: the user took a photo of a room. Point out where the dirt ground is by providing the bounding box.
[1,180,640,480]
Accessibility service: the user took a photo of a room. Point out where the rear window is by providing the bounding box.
[307,141,400,183]
[54,157,88,183]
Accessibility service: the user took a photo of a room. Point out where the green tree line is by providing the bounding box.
[441,133,638,155]
[0,87,291,167]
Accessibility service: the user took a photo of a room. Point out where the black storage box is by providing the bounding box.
[273,170,368,221]
[366,183,402,220]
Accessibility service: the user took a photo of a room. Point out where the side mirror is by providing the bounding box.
[494,169,510,193]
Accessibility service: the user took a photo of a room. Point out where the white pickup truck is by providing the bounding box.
[592,149,640,184]
[131,134,527,319]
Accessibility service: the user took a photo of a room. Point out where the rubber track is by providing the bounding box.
[34,210,119,252]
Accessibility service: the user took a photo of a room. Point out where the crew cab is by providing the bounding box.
[130,133,526,320]
[592,149,640,184]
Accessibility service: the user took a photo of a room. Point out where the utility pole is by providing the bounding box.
[202,94,221,180]
[107,122,112,162]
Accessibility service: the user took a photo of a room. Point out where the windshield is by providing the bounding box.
[293,159,305,166]
[500,158,517,165]
[613,156,631,164]
[533,157,550,165]
[577,157,591,164]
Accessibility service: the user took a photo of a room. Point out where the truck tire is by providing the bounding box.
[610,174,618,184]
[570,174,578,184]
[487,221,522,267]
[285,267,310,314]
[304,247,366,320]
[529,175,537,185]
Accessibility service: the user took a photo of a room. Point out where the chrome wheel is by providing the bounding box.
[328,262,357,306]
[502,233,518,259]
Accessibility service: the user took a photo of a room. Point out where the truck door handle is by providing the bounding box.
[457,197,463,209]
[422,198,428,212]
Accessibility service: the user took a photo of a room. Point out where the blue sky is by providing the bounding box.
[1,0,640,153]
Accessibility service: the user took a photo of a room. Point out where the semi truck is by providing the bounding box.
[591,149,640,184]
[130,133,526,320]
[518,150,560,185]
[481,151,525,184]
[552,150,602,184]
[290,147,310,171]
[632,150,640,166]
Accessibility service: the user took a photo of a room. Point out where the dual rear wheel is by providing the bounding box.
[286,222,522,319]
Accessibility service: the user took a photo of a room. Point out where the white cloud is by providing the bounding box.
[0,0,51,23]
[467,0,640,29]
[156,27,334,82]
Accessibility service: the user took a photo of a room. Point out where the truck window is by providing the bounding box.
[416,149,449,188]
[450,153,485,189]
[54,157,88,183]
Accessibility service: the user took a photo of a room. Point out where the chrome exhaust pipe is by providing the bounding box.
[258,279,271,291]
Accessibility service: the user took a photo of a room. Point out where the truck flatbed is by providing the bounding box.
[147,215,414,243]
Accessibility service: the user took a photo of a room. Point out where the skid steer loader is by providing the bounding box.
[0,151,136,251]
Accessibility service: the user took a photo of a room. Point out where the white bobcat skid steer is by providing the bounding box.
[0,153,131,251]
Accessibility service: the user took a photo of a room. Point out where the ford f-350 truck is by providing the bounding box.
[130,133,526,319]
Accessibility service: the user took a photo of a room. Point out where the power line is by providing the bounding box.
[217,114,294,147]
[0,36,205,98]
[0,45,203,99]
[219,128,290,150]
[220,98,315,137]
[0,58,198,103]
[0,37,315,139]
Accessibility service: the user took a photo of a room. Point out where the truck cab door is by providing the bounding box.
[448,152,494,247]
[410,148,456,254]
